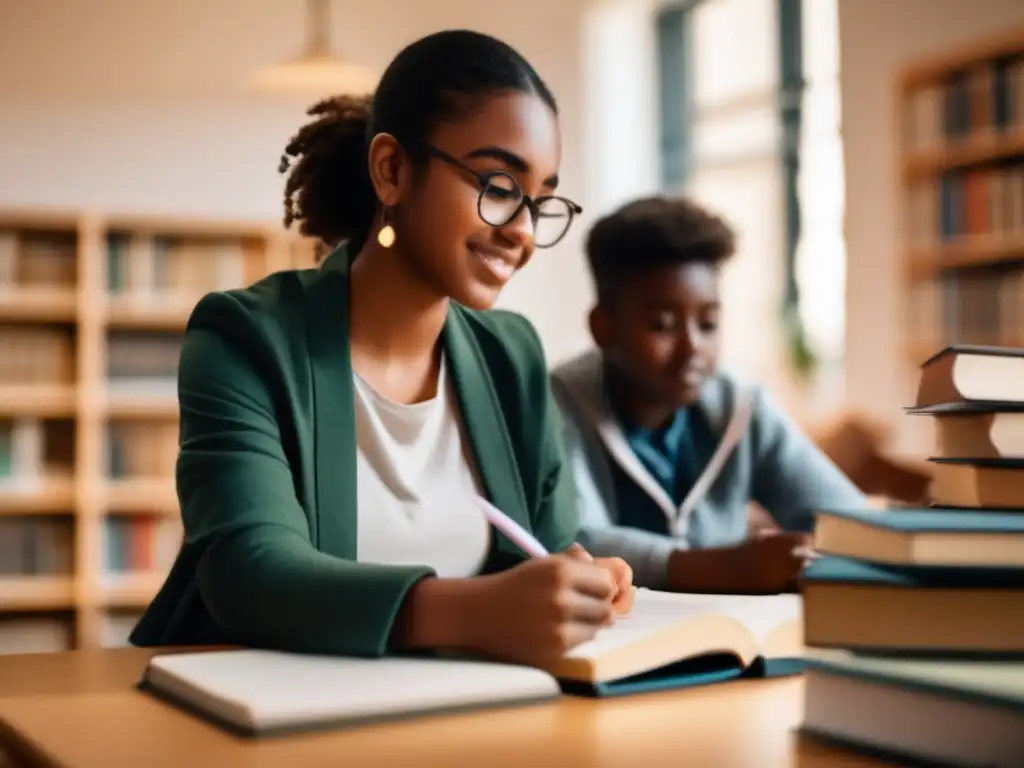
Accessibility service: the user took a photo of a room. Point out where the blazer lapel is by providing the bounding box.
[443,308,532,558]
[301,257,532,563]
[304,246,358,559]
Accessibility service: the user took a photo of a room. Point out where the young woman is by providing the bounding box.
[130,30,632,666]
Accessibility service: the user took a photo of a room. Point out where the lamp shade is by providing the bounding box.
[250,52,378,96]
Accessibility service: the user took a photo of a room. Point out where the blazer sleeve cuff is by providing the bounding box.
[197,525,436,658]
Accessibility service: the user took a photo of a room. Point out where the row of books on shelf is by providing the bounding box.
[106,420,178,478]
[0,508,180,653]
[0,227,250,301]
[0,514,179,579]
[105,331,181,397]
[907,267,1024,351]
[1,416,178,490]
[800,343,1024,766]
[0,516,72,577]
[101,515,180,576]
[0,325,181,392]
[106,231,247,299]
[0,324,76,387]
[0,230,76,291]
[0,418,73,492]
[905,162,1024,249]
[904,54,1024,153]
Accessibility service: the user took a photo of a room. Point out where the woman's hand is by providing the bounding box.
[564,544,636,616]
[393,548,631,666]
[454,554,617,665]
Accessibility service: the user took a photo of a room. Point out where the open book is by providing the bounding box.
[545,590,803,696]
[139,591,803,736]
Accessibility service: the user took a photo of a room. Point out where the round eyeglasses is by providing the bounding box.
[425,146,582,249]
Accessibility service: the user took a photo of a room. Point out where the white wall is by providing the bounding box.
[12,0,1021,425]
[0,0,607,365]
[838,0,1024,454]
[0,0,808,388]
[580,1,661,216]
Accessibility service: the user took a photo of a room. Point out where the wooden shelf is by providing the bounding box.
[0,288,77,322]
[103,479,178,514]
[0,477,75,515]
[102,394,178,420]
[903,130,1024,179]
[0,206,318,650]
[0,384,76,417]
[0,576,75,612]
[104,298,195,331]
[0,208,82,232]
[94,575,165,609]
[103,214,273,240]
[901,26,1024,89]
[906,237,1024,277]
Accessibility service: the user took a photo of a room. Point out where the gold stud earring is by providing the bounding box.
[377,208,396,248]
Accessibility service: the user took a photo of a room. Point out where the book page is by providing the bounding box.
[564,590,745,659]
[708,594,802,640]
[708,594,803,657]
[565,590,802,661]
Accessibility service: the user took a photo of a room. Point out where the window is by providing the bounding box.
[793,0,846,367]
[657,0,846,395]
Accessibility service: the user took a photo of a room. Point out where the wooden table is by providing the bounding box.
[0,648,892,768]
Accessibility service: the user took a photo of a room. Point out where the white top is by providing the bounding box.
[353,360,491,578]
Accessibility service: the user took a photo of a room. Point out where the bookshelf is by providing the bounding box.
[901,28,1024,364]
[0,208,316,652]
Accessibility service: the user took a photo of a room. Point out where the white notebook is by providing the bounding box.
[140,650,560,737]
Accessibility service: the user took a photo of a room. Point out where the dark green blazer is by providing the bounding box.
[129,246,579,657]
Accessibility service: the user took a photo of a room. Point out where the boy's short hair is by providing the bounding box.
[585,195,736,302]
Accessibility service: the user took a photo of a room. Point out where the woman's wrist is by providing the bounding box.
[390,575,483,652]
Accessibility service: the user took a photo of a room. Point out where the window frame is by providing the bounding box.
[656,0,813,371]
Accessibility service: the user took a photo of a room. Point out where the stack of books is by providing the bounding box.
[798,344,1024,766]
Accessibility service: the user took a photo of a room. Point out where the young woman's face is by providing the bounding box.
[396,90,563,310]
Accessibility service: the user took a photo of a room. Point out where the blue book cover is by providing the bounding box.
[817,507,1024,534]
[803,554,1024,589]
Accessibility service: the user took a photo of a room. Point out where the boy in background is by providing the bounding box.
[551,196,865,594]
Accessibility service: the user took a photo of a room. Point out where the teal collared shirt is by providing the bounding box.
[613,407,714,537]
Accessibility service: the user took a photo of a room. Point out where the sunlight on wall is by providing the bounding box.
[795,0,847,366]
[580,1,659,218]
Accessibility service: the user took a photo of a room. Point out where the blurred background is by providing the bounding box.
[0,0,1021,652]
